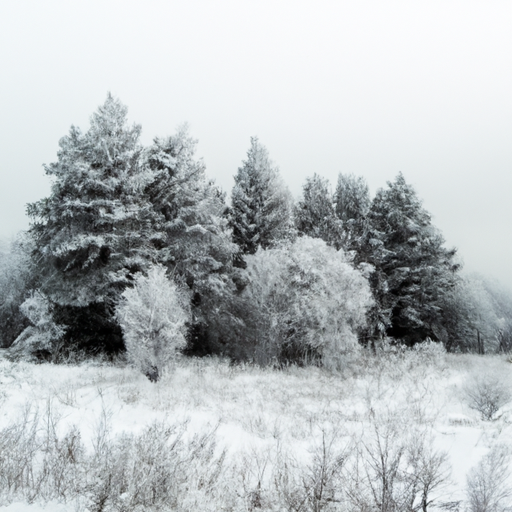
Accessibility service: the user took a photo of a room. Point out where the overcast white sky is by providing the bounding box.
[1,1,511,288]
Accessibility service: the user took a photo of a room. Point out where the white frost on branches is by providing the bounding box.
[10,291,66,359]
[243,236,373,367]
[115,264,190,381]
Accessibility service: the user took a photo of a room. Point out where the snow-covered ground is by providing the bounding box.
[1,347,511,511]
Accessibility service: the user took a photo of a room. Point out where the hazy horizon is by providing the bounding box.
[1,1,511,289]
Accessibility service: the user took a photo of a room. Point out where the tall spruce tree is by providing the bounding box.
[143,128,238,354]
[27,94,156,353]
[334,173,371,255]
[27,98,239,356]
[230,137,295,257]
[295,174,343,248]
[362,173,459,345]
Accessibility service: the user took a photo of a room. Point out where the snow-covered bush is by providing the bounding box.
[115,264,190,382]
[0,234,35,348]
[8,291,66,360]
[413,337,447,358]
[464,374,511,421]
[0,403,226,510]
[242,236,373,366]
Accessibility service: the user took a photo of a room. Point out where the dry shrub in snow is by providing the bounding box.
[115,264,190,382]
[464,374,511,421]
[0,401,85,505]
[242,236,373,367]
[236,427,351,511]
[348,416,451,512]
[0,400,228,512]
[466,444,512,512]
[297,430,351,511]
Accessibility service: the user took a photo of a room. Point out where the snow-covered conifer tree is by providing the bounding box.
[27,94,156,352]
[295,174,343,248]
[334,173,370,254]
[27,96,239,356]
[143,127,238,354]
[230,137,295,256]
[362,173,459,345]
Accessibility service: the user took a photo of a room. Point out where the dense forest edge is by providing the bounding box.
[1,94,512,378]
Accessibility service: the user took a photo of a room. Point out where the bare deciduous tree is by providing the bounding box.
[466,444,512,512]
[347,413,451,512]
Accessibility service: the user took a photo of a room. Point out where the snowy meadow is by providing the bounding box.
[1,347,512,511]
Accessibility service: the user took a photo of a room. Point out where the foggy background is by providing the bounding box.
[1,1,511,288]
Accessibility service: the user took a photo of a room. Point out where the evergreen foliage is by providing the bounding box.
[26,94,157,353]
[230,137,295,257]
[28,94,155,308]
[3,93,505,360]
[295,174,343,248]
[361,173,459,345]
[25,96,237,356]
[334,173,371,254]
[143,128,238,355]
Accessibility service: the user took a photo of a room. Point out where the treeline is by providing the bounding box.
[1,94,511,368]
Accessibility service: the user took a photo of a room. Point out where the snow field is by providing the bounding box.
[0,350,512,510]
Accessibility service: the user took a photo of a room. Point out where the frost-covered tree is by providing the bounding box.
[27,94,156,353]
[466,445,512,512]
[453,276,499,353]
[0,234,35,348]
[26,95,239,357]
[443,274,512,353]
[489,281,512,354]
[295,174,343,248]
[334,173,370,254]
[230,137,295,257]
[115,264,189,382]
[241,237,372,366]
[143,128,238,354]
[361,173,459,346]
[8,291,66,361]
